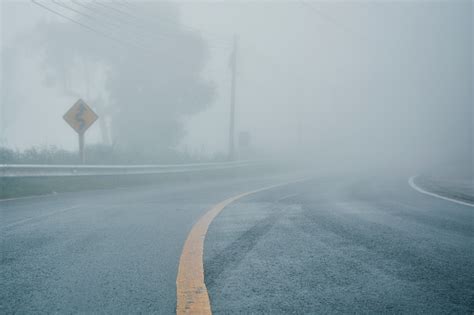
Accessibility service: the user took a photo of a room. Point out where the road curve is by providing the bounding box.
[204,176,473,313]
[2,173,472,314]
[409,175,474,208]
[176,179,306,314]
[1,174,295,313]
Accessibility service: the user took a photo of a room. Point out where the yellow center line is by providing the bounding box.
[176,178,307,315]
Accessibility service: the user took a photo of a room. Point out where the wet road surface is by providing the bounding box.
[2,173,472,313]
[205,176,473,314]
[1,174,291,313]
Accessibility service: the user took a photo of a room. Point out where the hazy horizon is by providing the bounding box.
[1,0,472,174]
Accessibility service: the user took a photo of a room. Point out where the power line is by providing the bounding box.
[35,0,219,58]
[33,1,239,84]
[31,0,231,85]
[34,0,231,56]
[52,0,163,52]
[112,0,233,48]
[31,0,154,54]
[111,1,232,48]
[299,0,361,39]
[84,0,187,47]
[69,0,230,51]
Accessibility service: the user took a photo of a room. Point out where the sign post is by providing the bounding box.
[63,99,98,164]
[79,133,85,163]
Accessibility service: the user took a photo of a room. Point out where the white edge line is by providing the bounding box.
[0,193,56,203]
[408,175,474,208]
[2,205,82,230]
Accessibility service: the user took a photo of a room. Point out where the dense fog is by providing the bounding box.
[0,0,472,176]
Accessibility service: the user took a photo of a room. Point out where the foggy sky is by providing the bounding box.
[1,0,472,172]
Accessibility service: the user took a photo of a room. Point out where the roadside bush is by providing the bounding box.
[0,145,228,165]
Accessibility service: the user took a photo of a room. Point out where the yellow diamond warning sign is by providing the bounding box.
[63,99,98,134]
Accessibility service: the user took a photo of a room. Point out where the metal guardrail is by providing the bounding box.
[0,160,257,177]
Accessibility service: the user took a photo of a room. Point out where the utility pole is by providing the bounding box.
[229,34,238,160]
[0,86,5,147]
[0,101,5,147]
[0,52,7,147]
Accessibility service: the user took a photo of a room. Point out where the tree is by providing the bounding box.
[36,1,214,162]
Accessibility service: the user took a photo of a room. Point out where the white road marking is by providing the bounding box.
[2,205,82,230]
[0,193,55,203]
[408,176,473,208]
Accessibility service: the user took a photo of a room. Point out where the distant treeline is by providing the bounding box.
[0,145,227,165]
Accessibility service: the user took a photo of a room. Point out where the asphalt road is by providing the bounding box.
[2,173,473,314]
[205,175,473,314]
[1,174,293,313]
